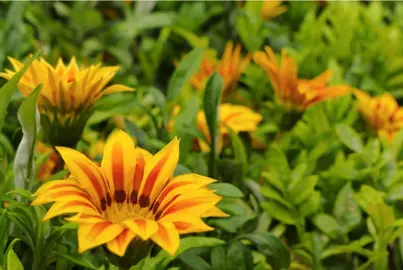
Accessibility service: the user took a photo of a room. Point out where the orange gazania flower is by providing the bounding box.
[190,42,250,95]
[196,103,263,152]
[0,56,133,147]
[32,131,226,256]
[260,0,287,20]
[36,141,59,181]
[354,89,403,142]
[253,46,350,111]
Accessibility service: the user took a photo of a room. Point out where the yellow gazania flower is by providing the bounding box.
[260,0,287,20]
[31,131,226,256]
[253,46,350,111]
[36,141,59,181]
[0,56,133,147]
[354,89,403,142]
[190,41,250,95]
[196,103,263,152]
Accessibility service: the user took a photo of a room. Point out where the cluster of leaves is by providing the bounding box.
[1,1,403,270]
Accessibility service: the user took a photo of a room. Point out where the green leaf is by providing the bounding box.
[7,188,32,198]
[363,139,380,165]
[0,51,42,131]
[311,232,326,270]
[288,175,318,205]
[166,47,205,102]
[55,250,98,269]
[322,235,374,259]
[209,183,244,198]
[0,211,9,261]
[211,246,226,270]
[238,232,290,270]
[333,183,362,233]
[124,118,148,147]
[355,185,395,231]
[132,12,176,31]
[173,95,200,137]
[336,124,363,153]
[262,171,285,193]
[203,72,223,177]
[260,186,291,208]
[261,201,296,225]
[152,237,225,269]
[313,214,341,239]
[6,249,23,270]
[299,191,321,218]
[227,126,248,176]
[179,254,211,270]
[13,84,43,190]
[226,241,253,270]
[177,237,225,256]
[267,145,290,181]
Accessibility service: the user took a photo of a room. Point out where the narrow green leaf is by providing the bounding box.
[203,72,223,177]
[267,145,290,181]
[260,186,291,208]
[261,201,296,225]
[288,175,318,205]
[333,183,362,233]
[299,191,321,218]
[6,249,23,270]
[0,211,9,261]
[211,246,226,270]
[226,241,253,270]
[6,188,32,198]
[166,47,205,101]
[209,183,244,198]
[0,51,42,131]
[153,236,225,269]
[313,214,341,239]
[13,84,43,190]
[227,126,248,175]
[238,232,290,270]
[55,251,98,270]
[336,124,363,153]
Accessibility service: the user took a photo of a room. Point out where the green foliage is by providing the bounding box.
[2,1,403,270]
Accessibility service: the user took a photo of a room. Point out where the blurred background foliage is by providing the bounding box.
[2,1,403,270]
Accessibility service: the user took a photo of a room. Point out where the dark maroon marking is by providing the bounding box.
[106,193,112,206]
[139,195,150,208]
[100,197,107,211]
[129,191,138,204]
[154,194,180,220]
[152,202,160,214]
[114,190,127,203]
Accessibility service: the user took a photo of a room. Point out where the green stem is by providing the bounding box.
[374,235,388,270]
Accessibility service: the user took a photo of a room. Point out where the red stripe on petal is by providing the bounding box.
[133,156,145,193]
[140,154,169,201]
[76,161,104,200]
[112,143,124,191]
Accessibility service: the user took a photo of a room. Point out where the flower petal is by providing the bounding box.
[173,218,214,234]
[151,222,180,256]
[43,200,100,221]
[158,190,222,222]
[32,186,91,206]
[102,84,134,95]
[101,130,135,204]
[106,229,136,257]
[138,138,180,207]
[78,222,124,253]
[56,146,111,211]
[124,218,158,240]
[32,179,79,197]
[201,206,229,218]
[129,148,152,205]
